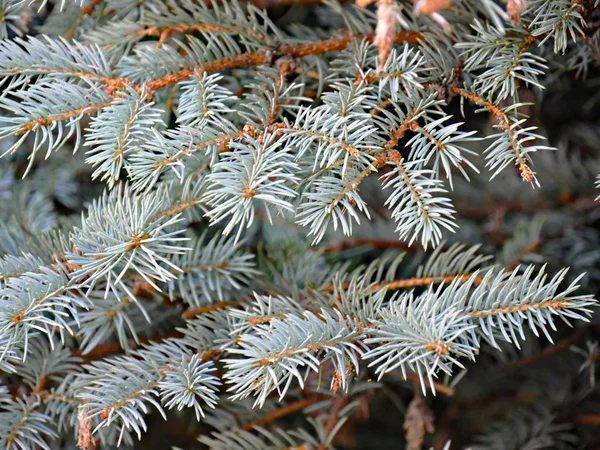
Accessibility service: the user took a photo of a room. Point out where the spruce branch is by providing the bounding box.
[450,86,552,186]
[85,86,164,188]
[0,265,87,361]
[136,31,420,93]
[0,396,57,450]
[168,232,259,307]
[67,186,191,297]
[225,309,366,406]
[0,0,599,447]
[381,151,457,249]
[204,131,300,242]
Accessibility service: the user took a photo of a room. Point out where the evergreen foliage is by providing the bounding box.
[0,0,599,448]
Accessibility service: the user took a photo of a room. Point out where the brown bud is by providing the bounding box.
[413,0,452,16]
[77,407,95,450]
[507,0,527,25]
[374,0,401,73]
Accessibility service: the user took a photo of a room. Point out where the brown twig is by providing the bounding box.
[238,396,324,430]
[320,272,481,294]
[368,273,481,293]
[498,325,590,371]
[575,414,600,425]
[405,374,455,397]
[15,100,112,136]
[71,329,184,361]
[138,32,421,93]
[182,301,239,320]
[468,298,574,319]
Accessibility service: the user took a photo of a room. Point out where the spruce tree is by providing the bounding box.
[0,0,599,448]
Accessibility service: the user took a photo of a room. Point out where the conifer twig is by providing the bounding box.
[137,32,421,93]
[238,396,324,430]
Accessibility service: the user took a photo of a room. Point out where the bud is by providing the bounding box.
[77,407,94,450]
[507,0,528,25]
[413,0,452,16]
[374,0,402,72]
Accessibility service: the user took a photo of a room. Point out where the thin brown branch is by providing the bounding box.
[382,148,434,226]
[405,374,455,397]
[155,198,203,220]
[384,120,414,151]
[33,376,49,394]
[239,396,324,431]
[131,23,237,40]
[182,301,239,320]
[152,130,245,171]
[328,153,388,207]
[15,100,112,135]
[320,272,480,294]
[39,391,80,405]
[468,298,572,319]
[498,326,589,371]
[575,414,600,425]
[254,335,359,368]
[367,273,481,293]
[139,31,421,93]
[72,329,184,360]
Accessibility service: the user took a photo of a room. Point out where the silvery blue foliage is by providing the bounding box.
[0,0,598,448]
